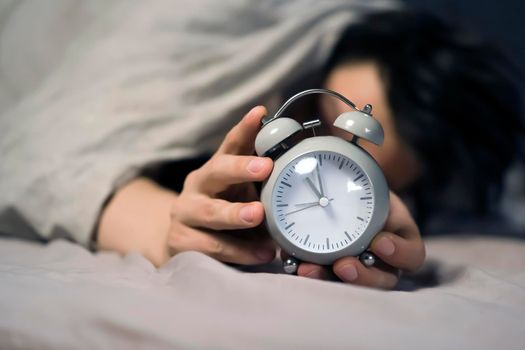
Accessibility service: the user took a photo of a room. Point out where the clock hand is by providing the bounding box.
[284,202,320,216]
[295,198,334,207]
[304,177,322,199]
[315,163,325,197]
[286,198,334,216]
[294,201,319,207]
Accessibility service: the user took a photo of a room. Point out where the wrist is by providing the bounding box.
[97,177,177,266]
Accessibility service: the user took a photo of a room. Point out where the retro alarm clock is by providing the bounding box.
[255,89,389,274]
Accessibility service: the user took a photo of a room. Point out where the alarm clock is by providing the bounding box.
[255,89,389,274]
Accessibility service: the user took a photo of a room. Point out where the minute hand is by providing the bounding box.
[285,203,319,216]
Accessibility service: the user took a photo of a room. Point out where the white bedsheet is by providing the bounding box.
[1,235,524,349]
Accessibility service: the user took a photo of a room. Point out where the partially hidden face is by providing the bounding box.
[321,60,421,191]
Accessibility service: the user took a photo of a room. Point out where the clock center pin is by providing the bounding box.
[319,197,329,207]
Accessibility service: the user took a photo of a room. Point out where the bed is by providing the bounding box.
[1,235,524,349]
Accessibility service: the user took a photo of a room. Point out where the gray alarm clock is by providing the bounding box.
[255,89,389,274]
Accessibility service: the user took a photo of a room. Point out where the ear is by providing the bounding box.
[333,111,384,146]
[255,117,302,156]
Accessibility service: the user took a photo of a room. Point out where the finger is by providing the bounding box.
[369,231,425,272]
[333,257,399,289]
[279,250,334,280]
[189,154,272,195]
[169,222,276,265]
[297,263,333,280]
[218,105,268,155]
[176,195,266,230]
[384,192,420,240]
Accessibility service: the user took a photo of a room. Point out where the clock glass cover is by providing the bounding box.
[272,151,374,253]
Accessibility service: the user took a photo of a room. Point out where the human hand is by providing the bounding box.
[290,192,425,289]
[168,106,277,265]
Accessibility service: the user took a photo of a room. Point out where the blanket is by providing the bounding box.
[1,235,524,349]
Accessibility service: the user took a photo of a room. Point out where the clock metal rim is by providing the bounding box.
[261,136,389,266]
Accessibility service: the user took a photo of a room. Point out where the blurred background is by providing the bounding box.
[404,0,524,102]
[0,0,523,234]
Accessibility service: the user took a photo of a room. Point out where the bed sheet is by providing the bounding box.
[0,235,524,349]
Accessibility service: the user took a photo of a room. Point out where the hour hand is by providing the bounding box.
[295,198,334,207]
[304,177,322,199]
[315,163,325,197]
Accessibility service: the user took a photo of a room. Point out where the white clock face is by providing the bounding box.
[271,151,374,253]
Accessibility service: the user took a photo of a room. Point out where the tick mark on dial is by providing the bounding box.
[285,222,295,230]
[338,158,345,170]
[344,231,353,242]
[353,174,364,182]
[326,237,330,250]
[304,234,310,245]
[281,181,292,188]
[276,204,288,207]
[360,196,372,200]
[356,216,364,221]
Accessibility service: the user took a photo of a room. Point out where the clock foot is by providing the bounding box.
[359,251,377,267]
[283,257,300,274]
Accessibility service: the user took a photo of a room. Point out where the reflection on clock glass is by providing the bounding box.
[272,151,374,253]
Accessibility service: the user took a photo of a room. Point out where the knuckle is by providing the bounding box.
[206,156,219,174]
[235,156,248,173]
[408,245,426,272]
[385,274,399,290]
[230,204,246,226]
[206,155,226,182]
[184,170,201,188]
[171,194,193,224]
[224,129,242,149]
[200,201,217,227]
[167,222,186,254]
[206,239,224,257]
[371,270,398,290]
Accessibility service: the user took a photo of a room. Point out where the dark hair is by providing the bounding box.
[326,10,525,227]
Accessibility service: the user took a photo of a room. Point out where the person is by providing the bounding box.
[0,2,522,290]
[96,10,524,289]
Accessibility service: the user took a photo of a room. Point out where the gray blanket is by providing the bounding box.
[1,235,524,349]
[0,0,397,246]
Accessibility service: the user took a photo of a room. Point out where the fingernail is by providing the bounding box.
[255,249,275,262]
[376,237,395,256]
[247,158,266,173]
[304,268,323,279]
[239,205,254,222]
[339,264,358,281]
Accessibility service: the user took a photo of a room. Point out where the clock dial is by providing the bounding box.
[271,151,374,253]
